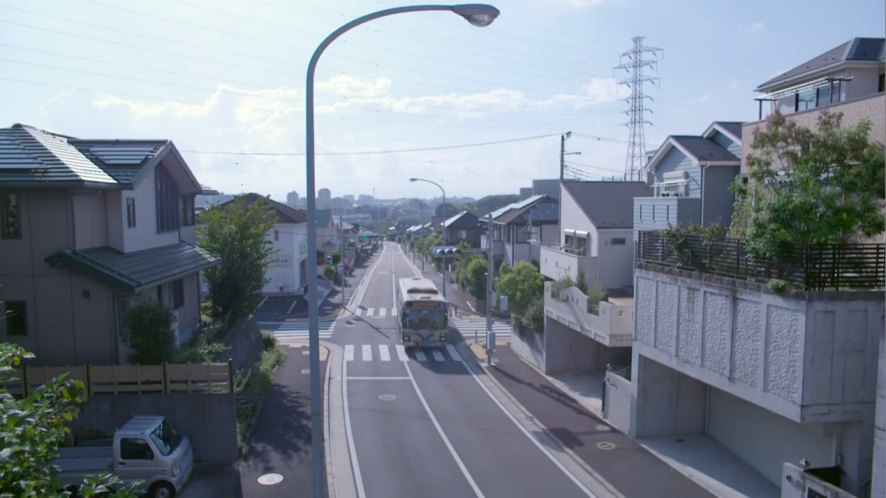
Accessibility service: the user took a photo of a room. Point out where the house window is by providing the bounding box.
[126,198,136,228]
[274,230,279,241]
[155,166,179,233]
[564,233,588,255]
[4,301,27,336]
[879,73,884,93]
[178,196,195,226]
[611,238,626,245]
[172,279,184,309]
[1,192,21,239]
[639,205,643,221]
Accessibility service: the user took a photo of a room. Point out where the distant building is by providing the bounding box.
[286,191,299,207]
[519,187,533,197]
[532,179,560,201]
[318,188,331,209]
[358,194,373,205]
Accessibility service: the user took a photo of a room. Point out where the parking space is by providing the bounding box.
[255,295,306,321]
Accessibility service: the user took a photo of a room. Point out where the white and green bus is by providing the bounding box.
[397,276,448,347]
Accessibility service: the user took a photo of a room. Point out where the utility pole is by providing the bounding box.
[615,36,662,181]
[486,212,494,365]
[340,215,345,307]
[559,131,580,181]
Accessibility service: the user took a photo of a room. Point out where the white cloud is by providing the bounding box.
[317,75,392,98]
[92,88,223,119]
[537,78,624,109]
[740,21,765,34]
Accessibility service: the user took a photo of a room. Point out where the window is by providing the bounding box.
[120,438,154,460]
[172,279,184,309]
[564,233,588,255]
[879,73,884,93]
[155,166,179,233]
[126,198,136,228]
[274,229,279,241]
[178,196,195,226]
[1,192,21,239]
[611,238,626,245]
[4,301,27,336]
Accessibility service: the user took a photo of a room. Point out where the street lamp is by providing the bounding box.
[409,177,448,298]
[304,5,499,497]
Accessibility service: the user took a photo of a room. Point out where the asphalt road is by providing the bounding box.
[328,242,594,498]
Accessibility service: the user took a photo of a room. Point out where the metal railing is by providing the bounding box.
[637,231,885,291]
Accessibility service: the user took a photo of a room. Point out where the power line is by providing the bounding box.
[181,133,561,157]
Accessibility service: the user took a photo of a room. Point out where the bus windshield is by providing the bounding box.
[401,308,447,331]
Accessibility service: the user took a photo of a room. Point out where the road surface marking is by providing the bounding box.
[415,350,428,362]
[596,442,616,450]
[346,376,410,381]
[404,360,484,498]
[354,307,363,316]
[391,308,398,316]
[379,307,387,317]
[395,344,409,362]
[378,344,391,362]
[341,355,367,498]
[362,344,372,361]
[344,345,354,362]
[446,345,462,362]
[432,350,446,362]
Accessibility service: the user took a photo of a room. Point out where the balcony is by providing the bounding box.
[633,197,701,239]
[544,282,634,347]
[634,231,885,423]
[539,245,597,281]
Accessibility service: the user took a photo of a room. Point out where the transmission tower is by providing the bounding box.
[615,36,662,181]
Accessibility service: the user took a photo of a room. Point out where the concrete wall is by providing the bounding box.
[630,353,706,437]
[509,325,545,372]
[543,317,627,375]
[596,228,634,290]
[873,331,885,498]
[604,371,632,433]
[73,393,238,463]
[634,267,883,423]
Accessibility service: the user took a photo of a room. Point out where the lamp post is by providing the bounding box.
[409,177,447,298]
[305,5,499,497]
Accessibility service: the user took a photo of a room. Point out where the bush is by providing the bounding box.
[175,330,228,363]
[123,299,176,364]
[520,296,545,332]
[234,345,285,455]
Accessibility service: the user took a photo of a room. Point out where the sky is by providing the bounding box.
[2,0,884,203]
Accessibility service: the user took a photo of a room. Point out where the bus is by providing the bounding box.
[397,276,449,347]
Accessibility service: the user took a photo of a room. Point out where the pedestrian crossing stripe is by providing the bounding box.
[343,344,464,363]
[352,307,398,318]
[449,317,512,336]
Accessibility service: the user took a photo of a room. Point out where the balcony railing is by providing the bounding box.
[637,231,885,291]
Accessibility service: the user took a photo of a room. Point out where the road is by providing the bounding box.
[318,241,601,498]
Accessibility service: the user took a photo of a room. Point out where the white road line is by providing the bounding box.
[379,307,387,317]
[395,344,409,362]
[432,350,446,362]
[391,308,398,316]
[362,344,372,362]
[346,376,410,381]
[378,344,391,362]
[446,345,462,362]
[355,308,363,316]
[344,345,354,362]
[415,350,428,362]
[366,308,375,317]
[404,360,484,498]
[458,353,598,497]
[342,356,367,498]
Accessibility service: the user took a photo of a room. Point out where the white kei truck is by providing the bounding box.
[52,415,193,498]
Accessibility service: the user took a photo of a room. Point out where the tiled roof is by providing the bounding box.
[496,200,558,225]
[219,193,307,223]
[489,194,547,221]
[443,210,482,229]
[670,136,739,162]
[563,181,651,229]
[45,242,218,292]
[756,37,885,92]
[710,122,743,141]
[0,124,117,186]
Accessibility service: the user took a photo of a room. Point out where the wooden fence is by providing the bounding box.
[1,360,233,397]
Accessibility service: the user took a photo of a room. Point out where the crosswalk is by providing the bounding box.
[260,318,336,343]
[352,307,397,318]
[450,316,511,339]
[344,344,463,363]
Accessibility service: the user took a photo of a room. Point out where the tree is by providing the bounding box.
[494,261,544,319]
[198,196,276,326]
[122,298,176,364]
[460,256,488,299]
[0,343,138,497]
[731,111,885,260]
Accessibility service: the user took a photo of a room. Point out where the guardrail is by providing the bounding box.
[1,360,233,396]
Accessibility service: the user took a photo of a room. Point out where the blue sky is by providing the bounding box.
[2,0,883,201]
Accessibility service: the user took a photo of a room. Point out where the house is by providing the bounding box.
[632,121,743,241]
[441,210,483,247]
[0,124,218,366]
[480,194,559,268]
[521,181,649,375]
[630,39,885,498]
[215,194,308,296]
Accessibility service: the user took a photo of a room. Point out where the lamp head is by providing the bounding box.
[452,4,500,27]
[409,178,418,182]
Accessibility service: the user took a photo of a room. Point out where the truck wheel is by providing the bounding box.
[148,482,175,498]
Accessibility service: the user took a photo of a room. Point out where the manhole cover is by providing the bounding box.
[258,473,284,485]
[378,393,396,401]
[595,424,611,431]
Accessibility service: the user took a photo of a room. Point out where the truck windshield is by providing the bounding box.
[149,419,183,456]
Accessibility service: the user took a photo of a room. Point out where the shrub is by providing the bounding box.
[123,299,176,364]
